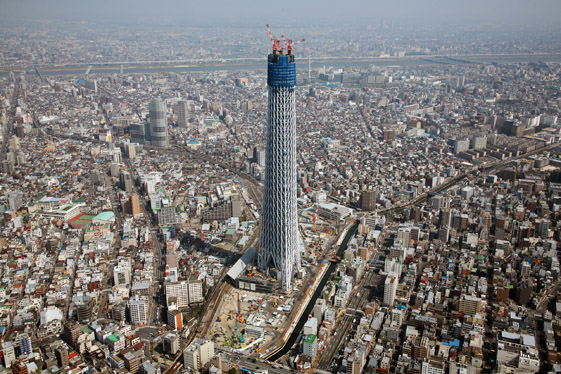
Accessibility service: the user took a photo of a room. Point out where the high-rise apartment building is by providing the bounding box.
[55,346,69,369]
[303,334,318,359]
[130,193,141,216]
[165,280,203,308]
[63,321,82,346]
[18,333,32,356]
[384,275,397,306]
[177,100,189,128]
[359,190,377,211]
[458,295,482,316]
[149,98,168,147]
[120,171,133,192]
[258,42,301,291]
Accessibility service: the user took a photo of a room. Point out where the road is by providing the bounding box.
[1,83,17,166]
[221,352,293,374]
[315,227,386,371]
[95,173,125,319]
[124,158,166,326]
[379,141,561,215]
[316,267,377,370]
[163,280,231,374]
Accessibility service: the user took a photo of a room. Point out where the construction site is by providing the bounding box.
[206,206,342,356]
[299,207,338,260]
[209,289,295,354]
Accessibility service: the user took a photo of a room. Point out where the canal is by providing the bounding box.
[269,222,359,361]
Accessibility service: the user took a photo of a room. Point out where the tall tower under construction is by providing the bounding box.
[258,36,301,291]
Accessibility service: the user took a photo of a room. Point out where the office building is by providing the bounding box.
[472,134,487,150]
[453,139,469,154]
[127,143,136,159]
[149,98,168,147]
[76,297,95,322]
[158,205,179,226]
[258,42,301,291]
[164,334,180,355]
[2,341,16,368]
[303,316,318,336]
[166,281,189,308]
[253,147,266,167]
[183,339,214,371]
[63,321,82,346]
[123,351,141,374]
[188,280,204,304]
[114,265,131,286]
[129,296,148,325]
[167,309,183,330]
[313,298,326,323]
[11,360,28,374]
[120,171,134,192]
[201,195,242,223]
[421,357,445,374]
[112,303,127,322]
[130,123,150,145]
[7,191,23,211]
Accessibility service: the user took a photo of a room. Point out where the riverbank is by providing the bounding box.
[2,53,561,77]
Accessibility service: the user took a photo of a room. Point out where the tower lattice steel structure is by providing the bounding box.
[258,44,301,291]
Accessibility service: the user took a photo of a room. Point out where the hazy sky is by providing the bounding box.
[1,0,560,27]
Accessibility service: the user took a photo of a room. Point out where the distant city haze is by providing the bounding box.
[1,0,561,26]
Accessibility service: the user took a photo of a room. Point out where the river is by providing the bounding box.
[2,54,561,77]
[268,223,359,362]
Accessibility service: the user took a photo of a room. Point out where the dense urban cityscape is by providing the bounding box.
[1,3,561,374]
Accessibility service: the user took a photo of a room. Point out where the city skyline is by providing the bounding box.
[1,0,561,27]
[1,3,561,374]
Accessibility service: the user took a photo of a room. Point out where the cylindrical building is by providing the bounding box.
[258,51,300,291]
[149,98,168,147]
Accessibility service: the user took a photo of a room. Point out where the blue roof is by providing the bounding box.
[442,339,460,347]
[93,211,115,221]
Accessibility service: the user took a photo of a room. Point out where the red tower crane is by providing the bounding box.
[312,213,317,232]
[266,24,305,55]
